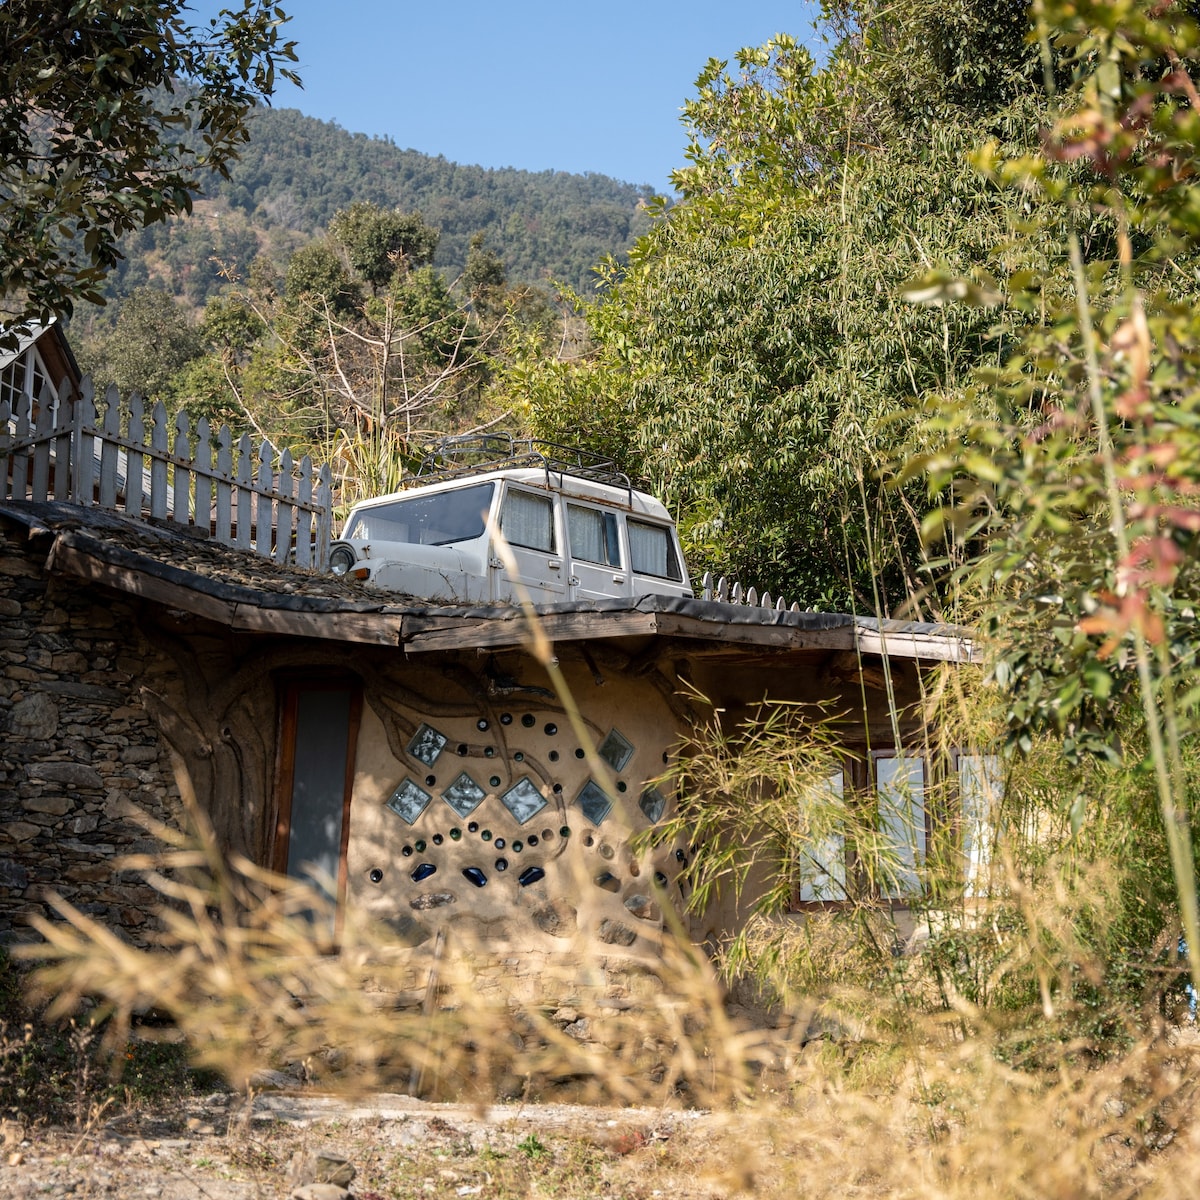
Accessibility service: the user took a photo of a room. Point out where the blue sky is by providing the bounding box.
[198,1,824,191]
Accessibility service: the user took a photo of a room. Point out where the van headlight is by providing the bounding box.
[329,543,358,577]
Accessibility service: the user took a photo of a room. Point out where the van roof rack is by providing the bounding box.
[411,434,633,499]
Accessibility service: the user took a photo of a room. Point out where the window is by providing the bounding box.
[876,753,927,898]
[797,770,847,903]
[958,753,1001,897]
[347,482,494,546]
[1,345,56,417]
[628,518,682,581]
[791,749,1001,908]
[501,488,555,552]
[567,503,621,566]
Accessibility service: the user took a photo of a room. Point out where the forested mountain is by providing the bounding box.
[97,105,659,310]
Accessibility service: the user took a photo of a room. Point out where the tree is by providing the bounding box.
[510,14,1041,613]
[328,202,439,293]
[0,0,298,339]
[80,285,203,401]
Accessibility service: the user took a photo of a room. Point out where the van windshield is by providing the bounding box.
[346,482,495,546]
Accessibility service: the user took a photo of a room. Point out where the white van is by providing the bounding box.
[327,436,692,605]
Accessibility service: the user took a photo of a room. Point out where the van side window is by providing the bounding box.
[628,519,682,581]
[501,489,555,552]
[567,504,622,566]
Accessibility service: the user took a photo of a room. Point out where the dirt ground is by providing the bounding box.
[0,1089,712,1200]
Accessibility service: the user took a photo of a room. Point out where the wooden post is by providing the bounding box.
[194,418,213,535]
[215,425,233,545]
[11,388,31,501]
[275,448,295,565]
[126,393,145,518]
[69,380,97,507]
[172,410,191,525]
[315,464,332,569]
[52,379,74,503]
[295,456,314,569]
[0,395,10,499]
[255,440,273,558]
[98,386,120,511]
[30,379,55,502]
[149,401,169,520]
[235,432,253,550]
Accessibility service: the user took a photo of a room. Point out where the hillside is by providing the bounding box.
[99,105,661,311]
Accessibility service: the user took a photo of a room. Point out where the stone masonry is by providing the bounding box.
[0,520,180,945]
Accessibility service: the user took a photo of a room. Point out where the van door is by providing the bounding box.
[565,501,629,600]
[493,485,567,603]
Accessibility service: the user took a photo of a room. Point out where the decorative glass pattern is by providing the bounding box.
[500,777,547,825]
[576,780,613,825]
[387,779,432,824]
[639,787,666,823]
[407,723,448,767]
[518,866,545,887]
[598,728,634,772]
[442,772,486,818]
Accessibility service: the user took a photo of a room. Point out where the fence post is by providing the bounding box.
[295,456,314,569]
[0,394,10,500]
[235,433,253,550]
[126,393,145,519]
[255,441,274,558]
[149,401,169,520]
[98,387,120,510]
[194,418,213,535]
[69,379,97,507]
[275,448,295,565]
[52,378,74,503]
[172,410,191,525]
[215,425,233,545]
[315,463,332,569]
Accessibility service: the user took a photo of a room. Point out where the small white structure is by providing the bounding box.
[329,436,692,605]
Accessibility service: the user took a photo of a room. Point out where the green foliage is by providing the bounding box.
[516,1133,549,1160]
[908,1,1200,759]
[87,106,657,312]
[328,202,439,292]
[77,286,204,402]
[0,0,298,336]
[540,22,1038,611]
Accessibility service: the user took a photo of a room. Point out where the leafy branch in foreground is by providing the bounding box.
[0,0,299,337]
[904,0,1200,988]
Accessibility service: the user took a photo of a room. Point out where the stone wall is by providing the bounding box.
[0,520,181,944]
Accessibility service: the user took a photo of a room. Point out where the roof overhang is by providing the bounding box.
[1,501,975,664]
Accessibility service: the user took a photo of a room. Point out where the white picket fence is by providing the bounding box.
[698,571,811,613]
[1,378,332,569]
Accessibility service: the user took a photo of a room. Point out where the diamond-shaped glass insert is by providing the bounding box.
[576,779,613,825]
[442,772,486,818]
[407,723,448,767]
[598,728,635,772]
[387,779,432,824]
[639,787,666,824]
[500,777,547,825]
